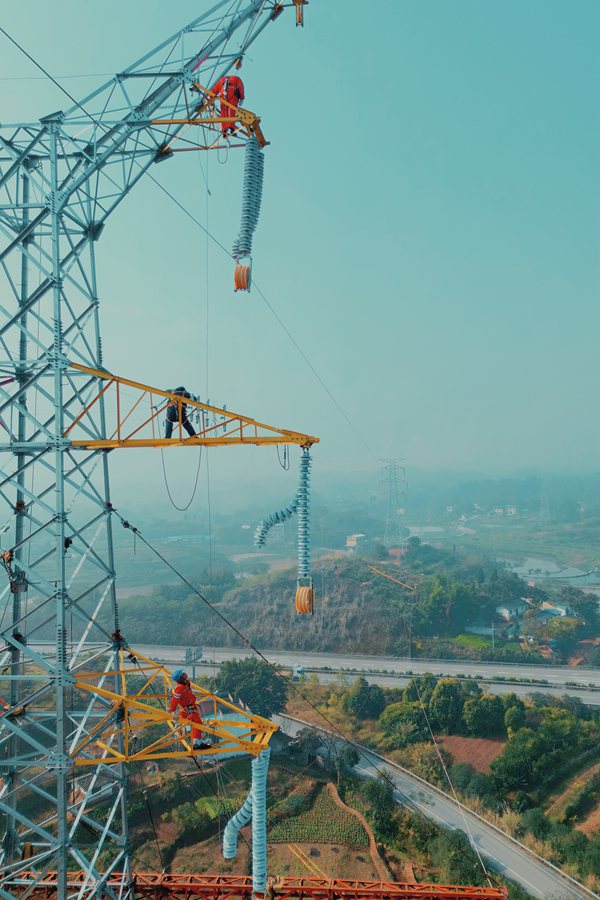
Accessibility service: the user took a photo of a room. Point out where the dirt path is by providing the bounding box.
[325,783,391,880]
[546,760,600,822]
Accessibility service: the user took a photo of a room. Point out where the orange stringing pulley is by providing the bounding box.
[234,263,251,292]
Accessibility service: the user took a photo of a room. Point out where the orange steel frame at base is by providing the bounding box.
[4,873,507,900]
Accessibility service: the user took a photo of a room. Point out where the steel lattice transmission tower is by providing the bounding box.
[380,459,407,548]
[0,4,301,897]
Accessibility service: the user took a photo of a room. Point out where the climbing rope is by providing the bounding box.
[288,843,329,878]
[276,445,290,470]
[160,446,203,512]
[138,765,165,871]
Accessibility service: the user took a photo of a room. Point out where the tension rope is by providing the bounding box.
[160,446,203,512]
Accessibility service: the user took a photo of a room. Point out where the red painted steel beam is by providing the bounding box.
[2,873,507,900]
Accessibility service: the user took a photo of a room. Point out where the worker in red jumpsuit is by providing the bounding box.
[169,669,212,750]
[212,61,245,136]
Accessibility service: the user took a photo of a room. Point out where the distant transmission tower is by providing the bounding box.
[539,479,551,525]
[380,459,407,548]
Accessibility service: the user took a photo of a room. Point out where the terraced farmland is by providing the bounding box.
[269,784,369,846]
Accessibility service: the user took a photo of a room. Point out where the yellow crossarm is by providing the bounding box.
[65,363,318,449]
[70,646,278,766]
[152,85,268,151]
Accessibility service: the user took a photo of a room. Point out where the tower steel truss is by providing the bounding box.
[0,4,303,898]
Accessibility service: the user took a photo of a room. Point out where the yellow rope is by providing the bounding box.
[287,843,328,879]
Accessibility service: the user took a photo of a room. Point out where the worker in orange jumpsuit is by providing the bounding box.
[212,61,245,136]
[169,669,212,750]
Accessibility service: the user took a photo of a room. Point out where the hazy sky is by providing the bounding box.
[1,1,598,511]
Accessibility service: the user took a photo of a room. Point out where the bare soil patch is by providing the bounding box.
[268,843,381,880]
[439,735,504,773]
[544,758,600,835]
[169,833,380,880]
[579,802,600,837]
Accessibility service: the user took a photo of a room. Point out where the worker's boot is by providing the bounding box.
[193,737,212,750]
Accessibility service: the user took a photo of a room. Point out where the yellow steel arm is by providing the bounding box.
[153,85,268,152]
[65,363,319,450]
[71,646,277,766]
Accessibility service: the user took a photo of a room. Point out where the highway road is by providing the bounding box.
[119,644,600,701]
[277,714,596,900]
[28,642,600,704]
[133,645,600,686]
[31,642,600,689]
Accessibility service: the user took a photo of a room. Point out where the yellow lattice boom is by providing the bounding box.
[152,84,268,153]
[70,646,277,767]
[65,363,319,449]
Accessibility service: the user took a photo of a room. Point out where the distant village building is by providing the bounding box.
[540,600,577,618]
[495,600,529,622]
[345,533,366,551]
[490,505,517,516]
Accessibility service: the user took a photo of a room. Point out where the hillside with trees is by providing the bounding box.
[115,542,599,663]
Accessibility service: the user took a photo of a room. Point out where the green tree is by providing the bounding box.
[295,727,321,755]
[402,673,438,705]
[380,701,428,747]
[462,694,505,738]
[334,744,359,784]
[160,772,184,803]
[429,829,481,886]
[362,775,396,836]
[447,763,476,794]
[429,679,465,733]
[215,657,287,718]
[407,743,449,786]
[492,708,584,794]
[170,802,210,834]
[342,676,385,720]
[504,704,526,736]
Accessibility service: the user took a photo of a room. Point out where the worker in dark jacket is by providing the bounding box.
[165,386,196,439]
[212,61,245,136]
[169,668,212,750]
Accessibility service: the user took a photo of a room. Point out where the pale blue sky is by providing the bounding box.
[1,1,598,509]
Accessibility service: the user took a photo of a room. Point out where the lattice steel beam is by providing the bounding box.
[0,4,303,899]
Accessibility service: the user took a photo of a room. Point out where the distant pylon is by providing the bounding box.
[380,459,407,548]
[539,478,551,525]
